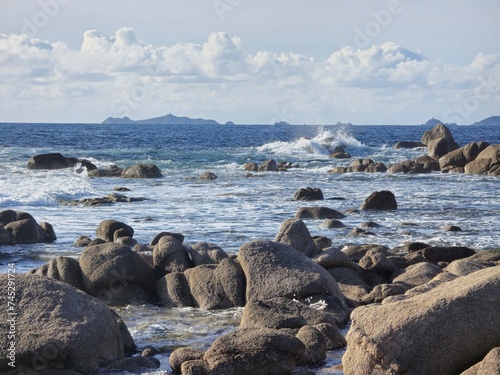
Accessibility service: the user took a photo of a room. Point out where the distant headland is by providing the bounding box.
[471,116,500,126]
[419,116,500,127]
[101,113,221,125]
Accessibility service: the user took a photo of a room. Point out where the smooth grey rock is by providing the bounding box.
[343,266,500,375]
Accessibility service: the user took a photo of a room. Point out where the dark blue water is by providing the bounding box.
[1,123,498,149]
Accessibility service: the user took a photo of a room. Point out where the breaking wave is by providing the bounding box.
[257,125,366,158]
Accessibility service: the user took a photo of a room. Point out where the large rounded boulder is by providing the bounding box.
[178,328,306,375]
[421,123,459,160]
[439,141,489,172]
[184,258,246,309]
[4,219,55,244]
[0,210,56,245]
[293,187,324,201]
[30,256,85,291]
[274,219,320,257]
[237,240,349,325]
[360,191,397,210]
[153,235,192,279]
[95,219,134,243]
[188,242,228,266]
[80,243,156,303]
[121,164,163,178]
[0,274,133,374]
[342,266,500,375]
[464,144,500,176]
[295,207,346,220]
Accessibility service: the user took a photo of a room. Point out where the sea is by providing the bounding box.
[1,123,499,374]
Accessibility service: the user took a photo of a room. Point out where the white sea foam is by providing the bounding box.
[257,126,365,157]
[0,168,96,206]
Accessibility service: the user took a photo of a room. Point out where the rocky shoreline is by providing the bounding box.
[1,123,500,374]
[1,208,499,374]
[328,123,500,176]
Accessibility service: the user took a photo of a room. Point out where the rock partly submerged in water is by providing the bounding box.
[244,159,296,172]
[121,163,163,178]
[293,187,324,201]
[327,158,387,174]
[27,152,97,171]
[295,206,346,220]
[393,141,425,149]
[95,219,134,242]
[88,165,123,177]
[439,141,490,172]
[360,190,397,210]
[0,209,56,245]
[61,193,147,206]
[387,155,440,174]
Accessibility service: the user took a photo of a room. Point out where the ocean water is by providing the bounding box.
[1,123,499,373]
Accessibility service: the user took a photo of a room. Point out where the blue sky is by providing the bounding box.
[1,0,499,124]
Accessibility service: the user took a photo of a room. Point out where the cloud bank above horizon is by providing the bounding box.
[1,27,499,124]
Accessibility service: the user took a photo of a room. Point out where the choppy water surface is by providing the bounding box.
[0,123,499,373]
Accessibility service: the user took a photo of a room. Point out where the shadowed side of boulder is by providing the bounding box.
[0,274,133,374]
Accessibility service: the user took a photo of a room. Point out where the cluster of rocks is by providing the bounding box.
[243,158,297,172]
[9,216,353,374]
[0,210,56,245]
[3,190,500,374]
[60,193,148,206]
[328,158,388,174]
[28,153,164,179]
[328,123,500,176]
[343,263,500,374]
[27,155,168,206]
[387,154,440,174]
[90,163,163,179]
[400,123,500,175]
[292,188,396,211]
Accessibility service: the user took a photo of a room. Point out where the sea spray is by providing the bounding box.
[257,125,366,158]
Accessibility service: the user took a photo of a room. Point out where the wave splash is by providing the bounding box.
[257,125,365,158]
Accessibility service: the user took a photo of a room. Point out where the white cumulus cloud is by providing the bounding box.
[0,28,498,124]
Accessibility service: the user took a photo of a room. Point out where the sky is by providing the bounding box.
[0,0,499,125]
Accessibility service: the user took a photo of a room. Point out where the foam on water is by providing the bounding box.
[257,126,366,158]
[0,168,96,206]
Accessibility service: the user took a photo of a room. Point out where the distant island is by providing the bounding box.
[419,118,457,127]
[102,113,220,125]
[471,116,500,126]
